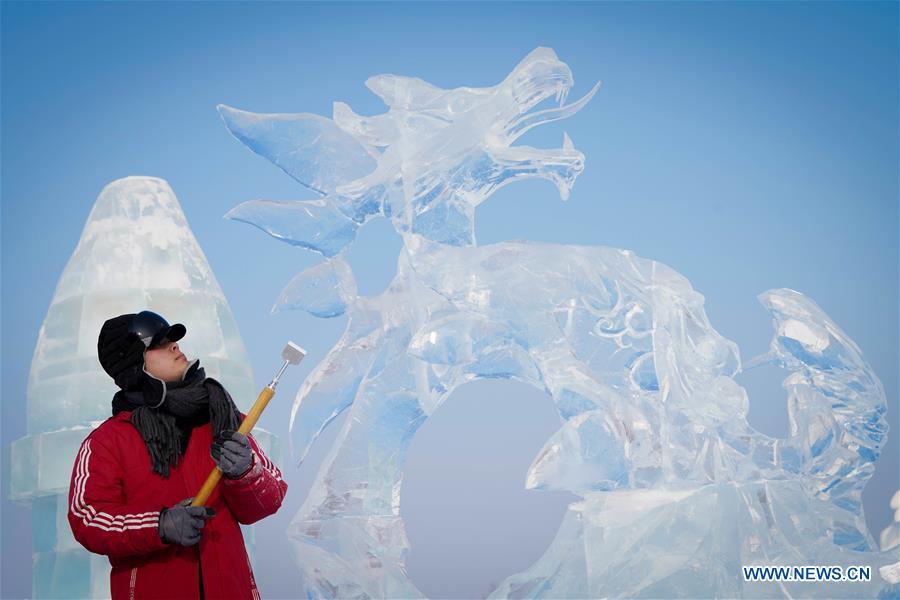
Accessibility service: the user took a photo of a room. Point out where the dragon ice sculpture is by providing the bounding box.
[219,48,896,598]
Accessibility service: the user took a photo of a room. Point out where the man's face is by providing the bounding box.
[144,340,189,382]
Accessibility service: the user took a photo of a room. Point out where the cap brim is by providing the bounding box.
[149,323,186,348]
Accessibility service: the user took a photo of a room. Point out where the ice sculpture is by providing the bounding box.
[10,177,278,598]
[220,48,896,597]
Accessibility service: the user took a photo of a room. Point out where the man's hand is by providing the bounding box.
[158,498,215,546]
[210,430,253,479]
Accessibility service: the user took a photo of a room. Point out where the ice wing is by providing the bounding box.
[224,199,359,258]
[218,104,377,196]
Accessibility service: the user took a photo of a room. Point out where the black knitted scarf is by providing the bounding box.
[111,362,242,478]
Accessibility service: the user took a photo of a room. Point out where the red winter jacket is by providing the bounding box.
[68,411,287,599]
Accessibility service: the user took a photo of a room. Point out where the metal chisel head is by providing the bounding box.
[282,341,307,365]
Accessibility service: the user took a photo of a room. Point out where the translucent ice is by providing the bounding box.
[883,490,900,552]
[12,177,278,597]
[881,491,900,586]
[271,256,356,317]
[221,48,895,597]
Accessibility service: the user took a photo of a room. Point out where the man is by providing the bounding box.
[68,310,287,599]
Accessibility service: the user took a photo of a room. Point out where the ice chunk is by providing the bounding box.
[882,523,900,553]
[364,74,446,110]
[880,489,900,585]
[10,427,97,500]
[272,256,356,317]
[33,549,88,599]
[221,49,894,598]
[526,407,657,492]
[32,495,57,554]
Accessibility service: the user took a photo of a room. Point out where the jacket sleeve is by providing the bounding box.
[68,435,168,558]
[220,433,288,525]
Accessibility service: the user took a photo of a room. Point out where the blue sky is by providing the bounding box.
[2,2,897,598]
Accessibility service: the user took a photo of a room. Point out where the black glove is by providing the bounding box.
[210,430,253,479]
[158,498,215,546]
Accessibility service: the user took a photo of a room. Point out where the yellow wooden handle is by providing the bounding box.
[192,386,276,507]
[192,467,223,507]
[238,386,274,436]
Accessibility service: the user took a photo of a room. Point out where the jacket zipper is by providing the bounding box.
[129,567,138,600]
[246,555,260,600]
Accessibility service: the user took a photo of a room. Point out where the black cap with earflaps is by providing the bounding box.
[97,311,186,391]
